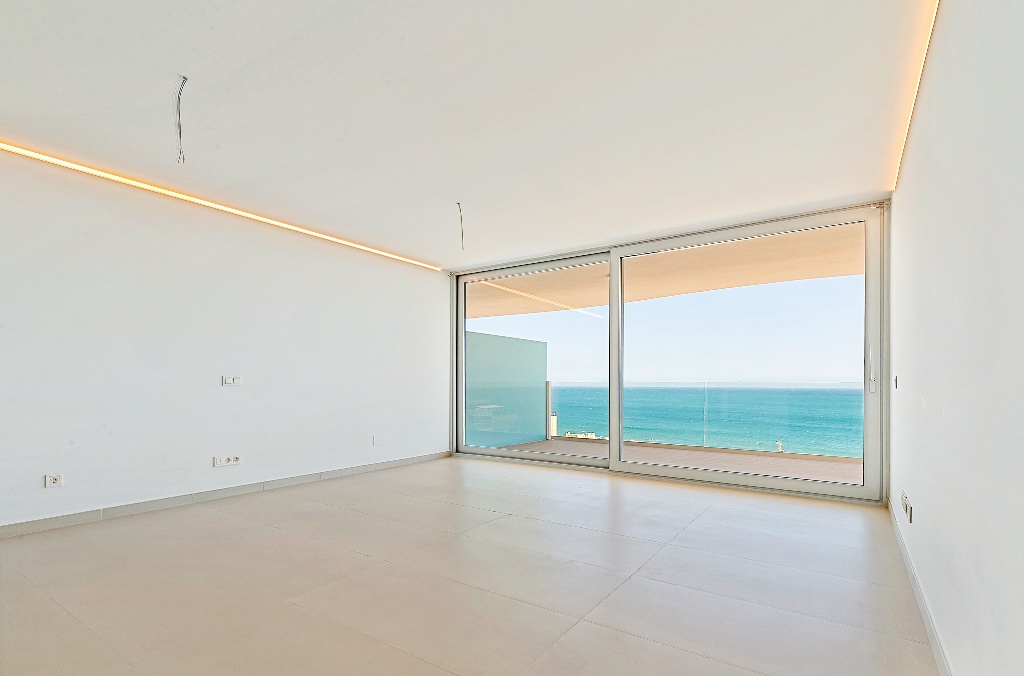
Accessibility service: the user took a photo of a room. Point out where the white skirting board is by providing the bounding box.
[889,502,955,676]
[0,450,451,539]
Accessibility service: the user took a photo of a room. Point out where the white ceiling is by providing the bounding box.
[1,1,935,270]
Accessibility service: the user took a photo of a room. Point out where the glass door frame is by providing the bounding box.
[608,204,885,501]
[455,252,612,468]
[454,203,887,502]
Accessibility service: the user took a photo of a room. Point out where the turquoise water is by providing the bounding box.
[552,386,864,458]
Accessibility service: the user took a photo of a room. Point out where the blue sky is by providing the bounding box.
[466,275,865,384]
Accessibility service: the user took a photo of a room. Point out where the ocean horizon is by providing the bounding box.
[552,384,864,458]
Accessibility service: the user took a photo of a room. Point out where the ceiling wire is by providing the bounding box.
[457,202,464,250]
[175,75,188,163]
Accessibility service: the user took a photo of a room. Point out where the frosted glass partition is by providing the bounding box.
[464,331,548,448]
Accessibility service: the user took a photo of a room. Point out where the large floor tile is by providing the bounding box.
[504,486,713,530]
[451,457,600,485]
[198,489,328,526]
[2,518,175,587]
[523,620,754,676]
[172,525,376,599]
[384,532,629,617]
[397,482,545,514]
[464,515,664,573]
[0,563,37,604]
[713,490,894,530]
[570,474,726,508]
[693,505,897,552]
[116,504,270,548]
[40,555,292,664]
[293,561,577,676]
[1,587,140,675]
[515,496,703,542]
[671,521,911,589]
[350,493,506,533]
[269,475,402,508]
[587,576,938,676]
[133,602,449,676]
[272,502,459,558]
[464,469,605,500]
[638,544,929,642]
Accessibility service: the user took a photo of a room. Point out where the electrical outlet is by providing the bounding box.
[221,376,241,387]
[373,435,386,447]
[900,491,913,523]
[44,474,63,488]
[213,455,242,467]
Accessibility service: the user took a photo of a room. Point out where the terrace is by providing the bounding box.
[506,437,863,485]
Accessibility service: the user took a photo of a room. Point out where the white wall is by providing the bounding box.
[889,1,1024,673]
[0,154,451,526]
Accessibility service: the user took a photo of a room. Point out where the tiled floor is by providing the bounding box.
[0,456,938,675]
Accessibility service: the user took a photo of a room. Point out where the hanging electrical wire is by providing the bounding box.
[457,202,465,250]
[175,75,188,163]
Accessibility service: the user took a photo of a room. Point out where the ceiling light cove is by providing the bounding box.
[0,141,442,272]
[892,0,941,190]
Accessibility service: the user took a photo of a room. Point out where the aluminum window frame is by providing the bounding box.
[453,202,888,502]
[456,253,612,468]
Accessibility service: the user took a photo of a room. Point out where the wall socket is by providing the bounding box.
[373,435,386,447]
[44,474,63,488]
[221,376,242,387]
[900,491,913,523]
[213,455,242,467]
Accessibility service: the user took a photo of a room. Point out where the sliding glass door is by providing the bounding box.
[458,205,884,499]
[458,255,610,466]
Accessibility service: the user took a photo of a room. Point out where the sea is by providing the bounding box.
[552,385,864,458]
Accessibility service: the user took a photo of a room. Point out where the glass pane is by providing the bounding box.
[464,260,609,460]
[621,224,865,484]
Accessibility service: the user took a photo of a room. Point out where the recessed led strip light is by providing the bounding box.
[0,141,442,272]
[892,0,941,190]
[481,281,604,318]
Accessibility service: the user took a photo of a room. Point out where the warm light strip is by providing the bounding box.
[481,281,604,318]
[892,0,941,190]
[0,140,442,271]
